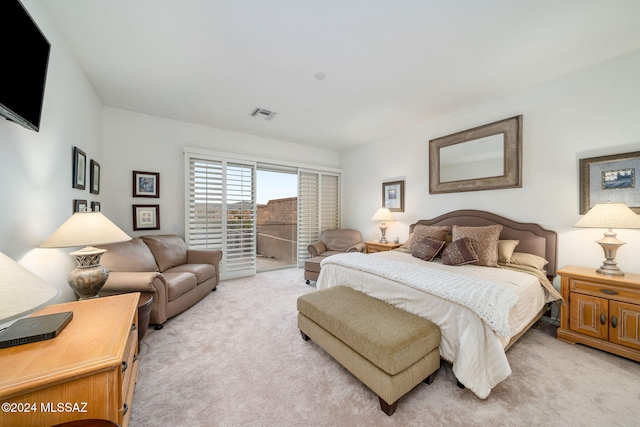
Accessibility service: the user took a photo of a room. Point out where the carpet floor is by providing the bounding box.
[129,268,640,427]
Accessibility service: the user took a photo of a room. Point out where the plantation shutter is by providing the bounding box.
[297,170,340,267]
[187,155,256,279]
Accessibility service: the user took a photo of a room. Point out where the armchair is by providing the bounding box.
[304,229,365,284]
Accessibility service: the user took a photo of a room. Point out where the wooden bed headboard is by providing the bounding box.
[410,210,558,277]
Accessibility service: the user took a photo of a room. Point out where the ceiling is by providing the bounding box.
[41,0,640,152]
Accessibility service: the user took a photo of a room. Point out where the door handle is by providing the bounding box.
[600,314,606,325]
[611,316,618,328]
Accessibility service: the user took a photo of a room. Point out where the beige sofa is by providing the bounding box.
[98,234,223,328]
[304,229,365,284]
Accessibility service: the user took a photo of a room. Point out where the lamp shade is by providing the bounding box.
[0,252,59,323]
[371,207,395,222]
[39,211,131,248]
[574,202,640,229]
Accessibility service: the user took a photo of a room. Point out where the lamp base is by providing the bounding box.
[595,230,625,276]
[379,224,388,244]
[68,246,110,300]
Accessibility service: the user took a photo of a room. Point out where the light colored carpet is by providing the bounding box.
[130,268,640,427]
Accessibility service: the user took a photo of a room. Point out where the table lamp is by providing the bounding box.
[0,252,59,325]
[371,207,395,244]
[574,202,640,276]
[39,210,131,299]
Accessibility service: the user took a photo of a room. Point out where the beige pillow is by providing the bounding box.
[498,239,520,263]
[452,225,502,267]
[509,252,549,270]
[411,225,451,242]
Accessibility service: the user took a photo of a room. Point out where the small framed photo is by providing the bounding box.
[382,180,405,212]
[91,201,101,212]
[133,204,160,230]
[580,151,640,214]
[133,171,160,198]
[72,147,86,190]
[90,160,100,195]
[74,199,88,213]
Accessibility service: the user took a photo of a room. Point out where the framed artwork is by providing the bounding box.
[133,171,160,198]
[580,151,640,214]
[91,201,101,212]
[72,147,86,190]
[133,204,160,230]
[73,199,87,213]
[90,160,100,195]
[382,180,404,212]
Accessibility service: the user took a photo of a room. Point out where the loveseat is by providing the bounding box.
[97,234,223,328]
[304,229,365,284]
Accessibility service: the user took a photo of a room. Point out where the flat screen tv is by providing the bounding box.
[0,0,51,132]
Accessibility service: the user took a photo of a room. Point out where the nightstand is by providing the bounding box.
[557,266,640,362]
[365,241,403,254]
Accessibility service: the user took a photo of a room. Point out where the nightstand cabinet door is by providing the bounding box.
[569,293,608,340]
[609,300,640,351]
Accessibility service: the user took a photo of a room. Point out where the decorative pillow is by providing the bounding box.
[396,233,413,253]
[498,239,520,263]
[509,252,549,270]
[411,238,446,261]
[452,225,502,267]
[411,225,451,242]
[441,238,479,266]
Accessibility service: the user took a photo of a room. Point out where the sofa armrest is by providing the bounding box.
[187,249,223,266]
[308,242,326,257]
[346,242,366,253]
[100,272,169,325]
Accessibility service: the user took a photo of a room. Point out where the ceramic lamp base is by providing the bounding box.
[68,246,110,300]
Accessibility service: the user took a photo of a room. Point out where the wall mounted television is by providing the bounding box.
[0,0,51,132]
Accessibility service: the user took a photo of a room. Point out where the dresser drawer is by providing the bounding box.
[569,278,639,303]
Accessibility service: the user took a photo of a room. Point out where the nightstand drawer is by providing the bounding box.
[570,278,640,304]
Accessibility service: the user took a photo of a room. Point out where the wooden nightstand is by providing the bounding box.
[365,241,403,254]
[557,266,640,362]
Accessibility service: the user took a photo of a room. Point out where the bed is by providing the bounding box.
[316,210,562,399]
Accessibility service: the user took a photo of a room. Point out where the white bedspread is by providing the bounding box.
[316,251,546,399]
[321,252,518,336]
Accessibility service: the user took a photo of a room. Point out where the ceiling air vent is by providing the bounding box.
[250,107,277,121]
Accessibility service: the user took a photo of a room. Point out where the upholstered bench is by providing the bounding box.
[297,286,441,415]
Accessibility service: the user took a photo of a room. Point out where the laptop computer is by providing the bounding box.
[0,311,73,349]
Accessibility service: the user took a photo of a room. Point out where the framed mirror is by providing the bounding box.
[429,115,522,194]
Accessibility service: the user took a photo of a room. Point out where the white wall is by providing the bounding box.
[0,0,104,302]
[341,49,640,278]
[101,107,341,238]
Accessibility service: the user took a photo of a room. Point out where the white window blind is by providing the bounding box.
[297,170,341,267]
[187,155,256,279]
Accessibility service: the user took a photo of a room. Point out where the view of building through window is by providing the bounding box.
[256,170,298,272]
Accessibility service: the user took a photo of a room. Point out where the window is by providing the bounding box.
[185,148,340,279]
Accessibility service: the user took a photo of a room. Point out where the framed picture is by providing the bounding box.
[91,201,101,212]
[580,151,640,214]
[133,171,160,198]
[382,180,404,212]
[133,204,160,230]
[73,199,87,213]
[72,147,86,190]
[90,160,100,195]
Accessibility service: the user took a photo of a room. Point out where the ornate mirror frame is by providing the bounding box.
[429,115,523,194]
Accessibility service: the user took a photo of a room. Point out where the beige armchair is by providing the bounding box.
[304,229,365,284]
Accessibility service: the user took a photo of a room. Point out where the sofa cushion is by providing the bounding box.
[163,272,197,301]
[99,237,159,272]
[142,235,188,272]
[166,264,215,285]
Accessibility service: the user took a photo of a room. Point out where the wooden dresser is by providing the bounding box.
[557,266,640,362]
[0,293,140,427]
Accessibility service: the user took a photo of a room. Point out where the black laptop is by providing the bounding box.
[0,311,73,349]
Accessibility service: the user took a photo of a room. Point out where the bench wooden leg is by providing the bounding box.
[378,397,398,416]
[423,371,437,385]
[300,330,310,341]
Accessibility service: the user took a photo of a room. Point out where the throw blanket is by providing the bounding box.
[321,253,519,336]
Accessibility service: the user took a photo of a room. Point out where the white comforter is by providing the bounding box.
[316,250,546,399]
